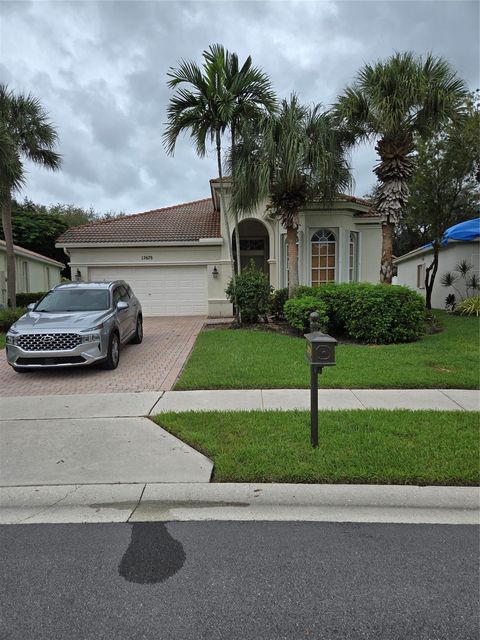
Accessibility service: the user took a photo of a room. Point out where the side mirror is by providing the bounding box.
[27,303,36,311]
[116,301,129,311]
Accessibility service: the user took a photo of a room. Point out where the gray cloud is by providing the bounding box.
[1,0,478,215]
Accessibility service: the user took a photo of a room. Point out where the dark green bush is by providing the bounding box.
[295,283,426,343]
[16,291,47,307]
[0,308,27,332]
[225,263,273,324]
[345,285,426,343]
[269,288,289,319]
[284,296,329,333]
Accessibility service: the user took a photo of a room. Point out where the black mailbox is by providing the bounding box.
[304,313,338,448]
[304,331,337,367]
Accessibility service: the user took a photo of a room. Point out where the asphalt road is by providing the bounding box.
[1,521,478,640]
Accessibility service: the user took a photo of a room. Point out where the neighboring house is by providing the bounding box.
[55,178,384,317]
[0,240,63,306]
[395,218,480,309]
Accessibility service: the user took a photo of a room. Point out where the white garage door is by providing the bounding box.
[89,266,208,316]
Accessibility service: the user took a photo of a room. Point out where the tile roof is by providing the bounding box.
[0,239,64,267]
[56,198,220,245]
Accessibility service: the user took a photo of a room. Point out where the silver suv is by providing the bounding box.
[6,281,143,372]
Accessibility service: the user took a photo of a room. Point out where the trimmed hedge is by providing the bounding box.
[0,308,27,332]
[16,291,47,307]
[292,283,426,344]
[284,296,329,334]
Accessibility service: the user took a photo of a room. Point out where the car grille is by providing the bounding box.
[16,333,81,352]
[16,356,86,365]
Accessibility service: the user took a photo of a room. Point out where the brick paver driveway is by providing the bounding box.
[0,317,205,396]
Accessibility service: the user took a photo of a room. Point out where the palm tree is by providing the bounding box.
[0,85,61,306]
[231,94,352,297]
[335,52,467,283]
[163,44,276,280]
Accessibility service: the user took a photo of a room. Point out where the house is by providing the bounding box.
[55,179,384,317]
[394,218,480,309]
[0,240,63,306]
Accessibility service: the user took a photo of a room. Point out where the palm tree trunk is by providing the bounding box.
[425,241,439,310]
[286,226,299,297]
[230,124,242,276]
[215,130,239,321]
[1,188,16,307]
[374,137,415,285]
[379,221,394,284]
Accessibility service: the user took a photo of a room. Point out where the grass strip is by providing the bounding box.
[176,312,479,390]
[155,409,479,486]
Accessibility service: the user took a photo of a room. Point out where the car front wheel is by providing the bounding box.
[102,331,120,370]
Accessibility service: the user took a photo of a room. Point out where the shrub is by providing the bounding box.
[16,291,47,307]
[345,285,426,344]
[284,296,329,334]
[269,288,289,319]
[296,282,426,343]
[457,296,480,317]
[225,263,272,324]
[0,308,27,332]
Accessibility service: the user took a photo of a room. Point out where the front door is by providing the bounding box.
[238,238,268,274]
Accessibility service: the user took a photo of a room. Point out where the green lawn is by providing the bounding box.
[155,410,479,485]
[176,312,479,389]
[0,334,5,349]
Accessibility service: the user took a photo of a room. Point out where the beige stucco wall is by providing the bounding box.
[218,192,383,290]
[66,243,233,317]
[0,247,62,305]
[396,241,480,309]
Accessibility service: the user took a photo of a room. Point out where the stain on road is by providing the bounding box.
[118,523,185,584]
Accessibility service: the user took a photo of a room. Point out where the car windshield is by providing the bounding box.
[35,289,110,312]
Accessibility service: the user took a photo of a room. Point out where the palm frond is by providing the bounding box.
[0,83,61,190]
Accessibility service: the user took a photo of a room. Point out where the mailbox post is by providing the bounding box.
[304,312,337,448]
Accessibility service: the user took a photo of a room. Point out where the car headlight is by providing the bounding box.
[81,333,101,343]
[6,334,18,345]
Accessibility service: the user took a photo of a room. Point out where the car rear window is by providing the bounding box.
[35,289,110,312]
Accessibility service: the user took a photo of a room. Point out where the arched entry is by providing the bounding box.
[233,219,270,278]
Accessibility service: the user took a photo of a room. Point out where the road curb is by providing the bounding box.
[1,483,478,525]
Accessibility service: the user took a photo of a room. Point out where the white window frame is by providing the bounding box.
[310,228,337,286]
[349,231,359,282]
[417,263,426,289]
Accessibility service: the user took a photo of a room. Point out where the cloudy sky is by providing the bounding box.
[1,0,478,215]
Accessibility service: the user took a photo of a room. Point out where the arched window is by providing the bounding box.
[349,232,358,282]
[311,229,336,285]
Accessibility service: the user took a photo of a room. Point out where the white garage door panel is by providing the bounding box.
[88,266,208,316]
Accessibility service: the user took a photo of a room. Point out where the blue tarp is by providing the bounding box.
[441,218,480,245]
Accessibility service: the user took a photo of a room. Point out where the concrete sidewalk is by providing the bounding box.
[1,390,478,526]
[151,388,479,413]
[0,393,213,491]
[1,389,478,420]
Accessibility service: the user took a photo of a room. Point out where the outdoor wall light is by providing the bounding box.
[75,269,82,282]
[212,266,219,278]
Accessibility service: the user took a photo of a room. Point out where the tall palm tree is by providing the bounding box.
[335,52,467,283]
[163,44,277,280]
[0,85,61,306]
[231,94,352,297]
